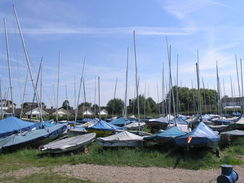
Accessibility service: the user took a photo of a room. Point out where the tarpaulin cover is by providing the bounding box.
[110,117,131,126]
[175,122,220,146]
[144,126,186,141]
[98,131,143,142]
[0,124,67,150]
[88,120,124,131]
[0,116,37,138]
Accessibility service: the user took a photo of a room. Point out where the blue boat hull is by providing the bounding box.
[0,124,67,152]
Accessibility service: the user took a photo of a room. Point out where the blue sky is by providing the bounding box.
[0,0,244,107]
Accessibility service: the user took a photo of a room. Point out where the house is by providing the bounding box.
[0,99,16,110]
[25,107,49,118]
[83,109,93,116]
[51,108,72,117]
[98,109,108,116]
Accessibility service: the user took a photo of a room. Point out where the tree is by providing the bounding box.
[62,100,72,110]
[165,86,217,114]
[106,98,124,115]
[128,95,157,115]
[92,104,99,114]
[78,102,92,110]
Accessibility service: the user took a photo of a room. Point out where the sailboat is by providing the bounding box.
[40,133,96,153]
[0,123,67,152]
[87,119,124,136]
[0,116,37,138]
[175,121,220,148]
[144,126,186,144]
[97,131,143,147]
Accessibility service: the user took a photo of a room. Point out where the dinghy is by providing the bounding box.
[220,130,244,144]
[40,133,96,153]
[124,121,146,130]
[0,124,66,152]
[109,117,131,127]
[146,117,169,130]
[144,126,186,144]
[230,117,244,130]
[97,131,143,147]
[87,120,124,136]
[0,116,38,138]
[175,122,220,148]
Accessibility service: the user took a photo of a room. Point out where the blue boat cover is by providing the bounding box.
[88,120,124,131]
[211,119,231,125]
[175,122,220,147]
[0,116,37,138]
[0,124,67,150]
[110,117,131,126]
[174,117,188,125]
[144,127,186,141]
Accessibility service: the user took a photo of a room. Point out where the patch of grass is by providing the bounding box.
[0,140,243,173]
[0,173,97,183]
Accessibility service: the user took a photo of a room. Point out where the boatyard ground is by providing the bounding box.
[0,140,244,183]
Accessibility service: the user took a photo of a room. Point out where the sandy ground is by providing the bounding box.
[1,164,243,183]
[54,164,244,183]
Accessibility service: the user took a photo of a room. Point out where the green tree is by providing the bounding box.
[92,104,99,114]
[62,100,72,110]
[128,95,157,115]
[78,102,92,110]
[107,98,124,115]
[165,86,217,114]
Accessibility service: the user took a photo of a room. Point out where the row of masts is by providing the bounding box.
[2,4,244,122]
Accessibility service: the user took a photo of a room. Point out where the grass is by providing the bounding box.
[0,172,97,183]
[0,138,243,174]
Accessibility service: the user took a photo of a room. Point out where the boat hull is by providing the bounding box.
[0,124,67,153]
[97,140,143,147]
[40,133,96,153]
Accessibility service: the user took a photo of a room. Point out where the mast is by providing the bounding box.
[196,50,201,115]
[65,84,69,120]
[94,77,97,118]
[112,78,118,117]
[82,78,87,118]
[0,78,3,119]
[13,5,43,122]
[202,78,207,113]
[74,57,86,121]
[98,76,101,119]
[73,76,77,115]
[166,38,176,121]
[216,61,221,115]
[56,53,60,122]
[133,31,140,130]
[162,63,165,116]
[235,55,241,97]
[3,18,14,115]
[156,83,160,115]
[124,48,129,119]
[75,76,82,122]
[240,59,244,114]
[144,83,147,118]
[40,59,43,113]
[230,76,234,98]
[20,72,28,118]
[30,57,43,120]
[176,54,179,115]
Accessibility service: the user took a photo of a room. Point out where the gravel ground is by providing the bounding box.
[0,167,43,179]
[54,164,244,183]
[1,164,243,183]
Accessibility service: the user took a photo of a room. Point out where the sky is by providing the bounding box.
[0,0,244,108]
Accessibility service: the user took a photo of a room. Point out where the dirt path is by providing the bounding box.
[1,164,243,183]
[54,164,244,183]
